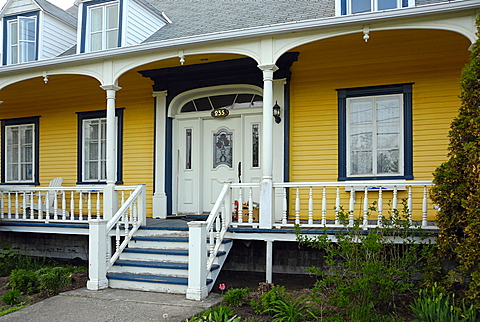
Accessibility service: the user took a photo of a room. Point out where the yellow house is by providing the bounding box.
[0,0,477,299]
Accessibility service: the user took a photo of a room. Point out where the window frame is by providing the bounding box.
[1,116,40,185]
[80,0,122,53]
[77,109,123,184]
[336,0,413,16]
[337,83,413,181]
[2,12,39,65]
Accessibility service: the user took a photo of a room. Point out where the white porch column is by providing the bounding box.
[87,219,108,290]
[153,91,168,218]
[186,221,208,300]
[258,64,278,229]
[100,85,121,220]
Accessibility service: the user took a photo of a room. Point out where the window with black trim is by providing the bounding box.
[337,84,413,181]
[1,116,39,184]
[3,12,38,65]
[77,109,123,184]
[81,0,120,53]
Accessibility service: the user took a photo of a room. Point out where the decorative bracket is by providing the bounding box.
[363,25,370,42]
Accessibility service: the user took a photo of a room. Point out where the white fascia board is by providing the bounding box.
[0,0,478,75]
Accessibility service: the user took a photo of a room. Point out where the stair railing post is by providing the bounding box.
[87,219,109,290]
[186,221,208,301]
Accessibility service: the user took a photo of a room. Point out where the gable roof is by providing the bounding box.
[35,0,77,27]
[143,0,334,43]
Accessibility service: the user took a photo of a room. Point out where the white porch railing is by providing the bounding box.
[272,180,436,229]
[0,185,145,224]
[87,184,147,291]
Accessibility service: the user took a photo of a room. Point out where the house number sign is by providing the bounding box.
[211,108,229,118]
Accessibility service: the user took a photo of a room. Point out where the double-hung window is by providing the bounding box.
[4,13,37,65]
[1,117,39,184]
[86,1,119,52]
[338,84,413,181]
[77,109,123,184]
[337,0,413,15]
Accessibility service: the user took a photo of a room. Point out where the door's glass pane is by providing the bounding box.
[210,95,235,109]
[351,0,371,13]
[213,128,233,168]
[186,129,192,170]
[192,97,211,111]
[252,124,259,168]
[378,0,397,10]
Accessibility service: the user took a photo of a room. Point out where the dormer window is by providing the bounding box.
[4,13,38,65]
[85,1,119,52]
[337,0,413,15]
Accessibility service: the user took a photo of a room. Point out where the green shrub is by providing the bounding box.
[8,269,39,293]
[222,287,250,307]
[2,289,21,305]
[35,266,71,296]
[410,284,478,322]
[296,200,435,318]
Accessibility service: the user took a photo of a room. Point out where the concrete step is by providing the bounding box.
[107,272,210,294]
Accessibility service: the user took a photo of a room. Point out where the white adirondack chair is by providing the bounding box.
[27,177,70,217]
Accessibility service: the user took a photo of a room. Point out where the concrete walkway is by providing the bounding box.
[0,288,221,322]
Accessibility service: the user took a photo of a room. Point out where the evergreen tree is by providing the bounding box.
[430,15,480,302]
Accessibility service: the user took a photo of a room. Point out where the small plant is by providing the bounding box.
[8,269,39,293]
[2,289,21,306]
[223,287,250,307]
[188,305,239,322]
[264,294,317,321]
[410,284,478,322]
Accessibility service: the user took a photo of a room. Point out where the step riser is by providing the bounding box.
[119,252,188,263]
[109,265,187,277]
[129,240,188,249]
[108,279,187,294]
[134,230,188,238]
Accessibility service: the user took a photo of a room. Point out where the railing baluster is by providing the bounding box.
[87,191,92,221]
[422,185,428,227]
[37,191,43,221]
[125,191,130,236]
[295,187,300,225]
[321,187,327,226]
[408,186,413,225]
[0,192,4,219]
[22,192,27,220]
[61,191,66,221]
[363,187,369,228]
[378,187,383,227]
[53,191,58,221]
[96,190,101,219]
[45,191,50,222]
[349,188,355,226]
[308,186,314,225]
[392,186,398,220]
[7,192,11,219]
[282,187,288,225]
[237,187,243,223]
[14,192,19,219]
[116,222,121,253]
[248,187,253,224]
[335,187,340,225]
[79,192,84,221]
[29,191,35,220]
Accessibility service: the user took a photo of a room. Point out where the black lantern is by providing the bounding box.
[273,101,281,124]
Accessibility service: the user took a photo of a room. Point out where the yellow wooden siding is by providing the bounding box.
[288,29,471,221]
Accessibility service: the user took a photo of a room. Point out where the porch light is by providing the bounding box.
[273,101,281,124]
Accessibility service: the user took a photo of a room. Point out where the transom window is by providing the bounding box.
[181,94,262,113]
[1,116,39,184]
[77,109,123,184]
[338,84,413,181]
[338,0,412,15]
[87,1,119,52]
[4,14,37,65]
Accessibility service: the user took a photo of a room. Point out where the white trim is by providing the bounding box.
[2,0,477,75]
[153,90,168,218]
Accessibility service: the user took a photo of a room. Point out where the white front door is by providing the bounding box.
[175,113,262,214]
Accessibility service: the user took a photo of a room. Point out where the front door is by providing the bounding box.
[175,113,262,214]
